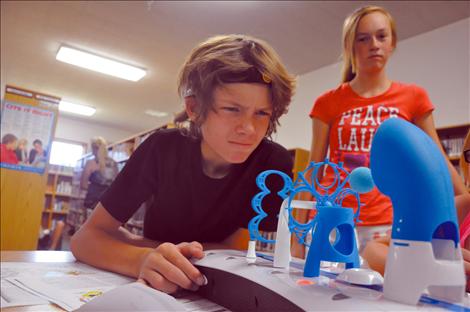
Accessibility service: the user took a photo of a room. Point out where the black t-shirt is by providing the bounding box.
[101,129,293,244]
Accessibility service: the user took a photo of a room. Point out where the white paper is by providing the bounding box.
[76,282,187,311]
[174,290,230,312]
[2,261,229,311]
[3,262,132,311]
[0,279,49,308]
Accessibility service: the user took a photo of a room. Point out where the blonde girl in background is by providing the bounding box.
[81,136,119,209]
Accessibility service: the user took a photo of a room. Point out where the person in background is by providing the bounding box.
[1,133,19,164]
[71,34,296,294]
[28,139,47,167]
[15,138,28,164]
[81,137,119,210]
[294,5,469,257]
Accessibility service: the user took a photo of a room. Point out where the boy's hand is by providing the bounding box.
[137,241,206,293]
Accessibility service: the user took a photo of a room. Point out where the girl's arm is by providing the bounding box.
[414,112,470,225]
[296,118,330,220]
[80,159,96,190]
[70,203,207,293]
[309,117,331,165]
[414,112,467,196]
[362,235,390,276]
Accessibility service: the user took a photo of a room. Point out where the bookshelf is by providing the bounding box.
[436,123,469,180]
[42,164,74,231]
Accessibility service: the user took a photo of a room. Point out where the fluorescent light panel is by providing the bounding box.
[59,101,96,116]
[145,109,169,117]
[56,46,146,82]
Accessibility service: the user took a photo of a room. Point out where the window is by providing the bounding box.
[49,140,85,167]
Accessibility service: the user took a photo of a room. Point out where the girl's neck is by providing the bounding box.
[349,70,391,98]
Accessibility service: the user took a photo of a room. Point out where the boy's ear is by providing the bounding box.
[184,96,198,121]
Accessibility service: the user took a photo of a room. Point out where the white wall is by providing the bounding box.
[276,17,470,150]
[54,116,135,147]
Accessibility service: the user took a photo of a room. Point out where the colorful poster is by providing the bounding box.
[1,86,58,174]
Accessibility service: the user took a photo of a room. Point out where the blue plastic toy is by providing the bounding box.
[370,118,465,305]
[248,159,371,277]
[348,166,375,194]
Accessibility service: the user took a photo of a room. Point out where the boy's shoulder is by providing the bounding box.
[146,127,192,144]
[135,128,196,156]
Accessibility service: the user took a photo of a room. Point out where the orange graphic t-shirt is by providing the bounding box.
[310,82,434,226]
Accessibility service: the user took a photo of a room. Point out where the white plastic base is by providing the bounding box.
[273,199,315,268]
[383,238,465,305]
[246,240,257,264]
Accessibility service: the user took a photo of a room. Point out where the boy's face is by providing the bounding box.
[199,83,272,166]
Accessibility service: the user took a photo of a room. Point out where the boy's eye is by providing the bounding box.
[256,110,271,117]
[221,106,240,113]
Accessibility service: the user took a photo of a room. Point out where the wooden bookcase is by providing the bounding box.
[436,123,469,180]
[42,165,74,231]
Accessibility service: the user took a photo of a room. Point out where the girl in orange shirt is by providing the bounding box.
[302,5,469,253]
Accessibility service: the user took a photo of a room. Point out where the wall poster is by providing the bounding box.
[1,86,59,174]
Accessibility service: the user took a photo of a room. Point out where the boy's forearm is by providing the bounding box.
[70,226,153,278]
[116,226,160,248]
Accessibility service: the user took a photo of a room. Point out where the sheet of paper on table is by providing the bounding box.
[2,261,132,310]
[2,262,228,311]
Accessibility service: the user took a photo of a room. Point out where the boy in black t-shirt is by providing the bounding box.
[71,34,296,294]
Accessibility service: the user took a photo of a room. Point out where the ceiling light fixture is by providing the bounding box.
[145,109,169,118]
[56,46,146,82]
[59,100,96,116]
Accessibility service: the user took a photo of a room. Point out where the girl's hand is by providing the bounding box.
[137,241,206,293]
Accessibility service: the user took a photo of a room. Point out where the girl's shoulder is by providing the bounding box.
[392,81,428,94]
[85,158,99,170]
[317,83,350,102]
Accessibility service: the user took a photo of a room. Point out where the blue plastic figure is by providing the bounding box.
[248,159,371,277]
[370,117,465,305]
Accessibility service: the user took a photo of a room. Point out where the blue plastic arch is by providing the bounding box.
[370,118,459,245]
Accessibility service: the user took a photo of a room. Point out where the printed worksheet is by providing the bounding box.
[2,262,229,311]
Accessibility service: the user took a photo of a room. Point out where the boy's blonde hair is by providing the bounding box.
[341,6,397,83]
[175,34,296,138]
